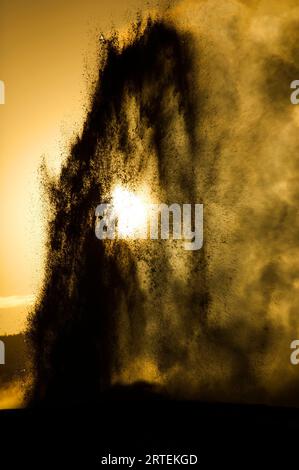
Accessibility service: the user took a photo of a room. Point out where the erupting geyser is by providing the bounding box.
[27,17,204,406]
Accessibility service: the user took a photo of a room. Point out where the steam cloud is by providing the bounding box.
[28,0,299,406]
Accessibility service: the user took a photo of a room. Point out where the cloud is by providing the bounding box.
[0,295,35,309]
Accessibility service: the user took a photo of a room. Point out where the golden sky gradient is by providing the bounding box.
[0,0,159,334]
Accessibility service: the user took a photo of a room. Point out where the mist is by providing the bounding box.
[28,0,299,406]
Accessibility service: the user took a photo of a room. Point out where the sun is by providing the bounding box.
[111,185,148,238]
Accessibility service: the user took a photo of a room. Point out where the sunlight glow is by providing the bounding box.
[111,185,148,238]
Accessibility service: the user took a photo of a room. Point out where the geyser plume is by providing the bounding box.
[28,1,299,406]
[28,17,204,405]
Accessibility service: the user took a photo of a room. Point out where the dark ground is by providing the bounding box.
[0,341,298,466]
[0,391,299,467]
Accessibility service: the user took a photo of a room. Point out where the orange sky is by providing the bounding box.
[0,0,160,334]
